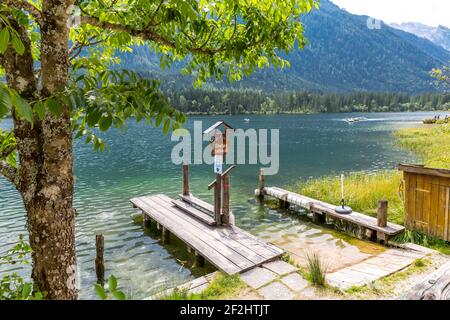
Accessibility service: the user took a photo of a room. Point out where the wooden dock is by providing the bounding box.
[131,194,283,275]
[257,186,405,241]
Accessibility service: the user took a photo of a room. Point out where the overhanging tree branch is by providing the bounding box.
[0,160,18,187]
[3,0,42,25]
[80,15,220,56]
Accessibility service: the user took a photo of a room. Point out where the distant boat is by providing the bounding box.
[346,117,366,123]
[243,118,250,123]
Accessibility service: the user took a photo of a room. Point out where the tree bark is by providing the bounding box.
[2,1,78,299]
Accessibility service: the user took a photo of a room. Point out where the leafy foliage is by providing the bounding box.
[0,235,43,300]
[94,275,127,300]
[68,69,186,151]
[431,61,450,91]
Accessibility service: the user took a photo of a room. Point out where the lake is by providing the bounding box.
[0,112,439,299]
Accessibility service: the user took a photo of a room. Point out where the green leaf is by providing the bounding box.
[0,28,10,54]
[94,284,107,300]
[163,118,170,134]
[0,87,12,117]
[11,32,25,55]
[155,112,163,127]
[33,101,46,120]
[21,283,32,299]
[86,109,102,127]
[46,98,62,117]
[13,95,33,122]
[112,290,126,300]
[98,114,112,132]
[108,275,117,292]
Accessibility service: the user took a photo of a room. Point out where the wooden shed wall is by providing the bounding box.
[403,171,450,241]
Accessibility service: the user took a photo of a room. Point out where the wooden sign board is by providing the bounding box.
[211,132,228,156]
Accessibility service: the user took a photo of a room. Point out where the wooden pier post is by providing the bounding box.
[162,227,170,244]
[377,199,388,243]
[312,212,326,224]
[143,212,151,228]
[258,168,265,199]
[214,173,222,225]
[95,234,105,286]
[194,252,205,267]
[222,175,230,225]
[182,164,190,196]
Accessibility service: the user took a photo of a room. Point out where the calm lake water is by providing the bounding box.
[0,112,441,299]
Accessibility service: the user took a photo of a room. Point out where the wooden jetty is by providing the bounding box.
[131,161,283,275]
[131,194,283,275]
[256,170,405,242]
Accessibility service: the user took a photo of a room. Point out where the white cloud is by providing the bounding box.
[331,0,450,28]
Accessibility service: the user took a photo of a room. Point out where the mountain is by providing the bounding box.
[390,22,450,52]
[117,0,450,93]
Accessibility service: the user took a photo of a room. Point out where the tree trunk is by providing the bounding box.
[2,1,78,299]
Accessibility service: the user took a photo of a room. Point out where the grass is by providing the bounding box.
[395,124,450,169]
[292,171,405,225]
[289,123,450,253]
[305,252,327,286]
[392,230,450,255]
[160,273,246,300]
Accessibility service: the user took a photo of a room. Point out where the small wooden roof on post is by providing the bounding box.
[202,120,234,135]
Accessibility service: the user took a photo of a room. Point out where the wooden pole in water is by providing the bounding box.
[377,199,388,243]
[95,234,105,285]
[258,168,265,199]
[182,164,190,196]
[222,174,230,225]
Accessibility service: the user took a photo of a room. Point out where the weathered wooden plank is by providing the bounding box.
[227,225,284,257]
[131,194,283,275]
[146,196,255,271]
[445,187,449,241]
[398,164,450,178]
[415,174,424,230]
[400,261,450,300]
[130,196,241,274]
[430,178,440,237]
[171,199,216,226]
[264,187,404,235]
[157,195,277,264]
[179,194,214,213]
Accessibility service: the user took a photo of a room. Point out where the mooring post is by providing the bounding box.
[143,211,151,228]
[182,164,190,196]
[214,173,222,225]
[194,252,205,268]
[162,227,170,244]
[377,199,388,243]
[95,234,105,286]
[222,174,230,225]
[258,168,265,199]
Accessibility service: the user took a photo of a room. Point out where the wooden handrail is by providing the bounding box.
[207,165,236,190]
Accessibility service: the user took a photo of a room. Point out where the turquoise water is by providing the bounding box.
[0,112,439,298]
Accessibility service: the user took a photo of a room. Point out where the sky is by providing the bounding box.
[330,0,450,28]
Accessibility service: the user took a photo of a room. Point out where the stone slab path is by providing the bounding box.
[147,244,434,300]
[239,260,309,299]
[327,248,427,289]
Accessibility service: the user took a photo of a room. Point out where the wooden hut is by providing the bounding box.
[399,164,450,241]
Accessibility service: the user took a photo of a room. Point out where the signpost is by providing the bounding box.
[203,121,234,225]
